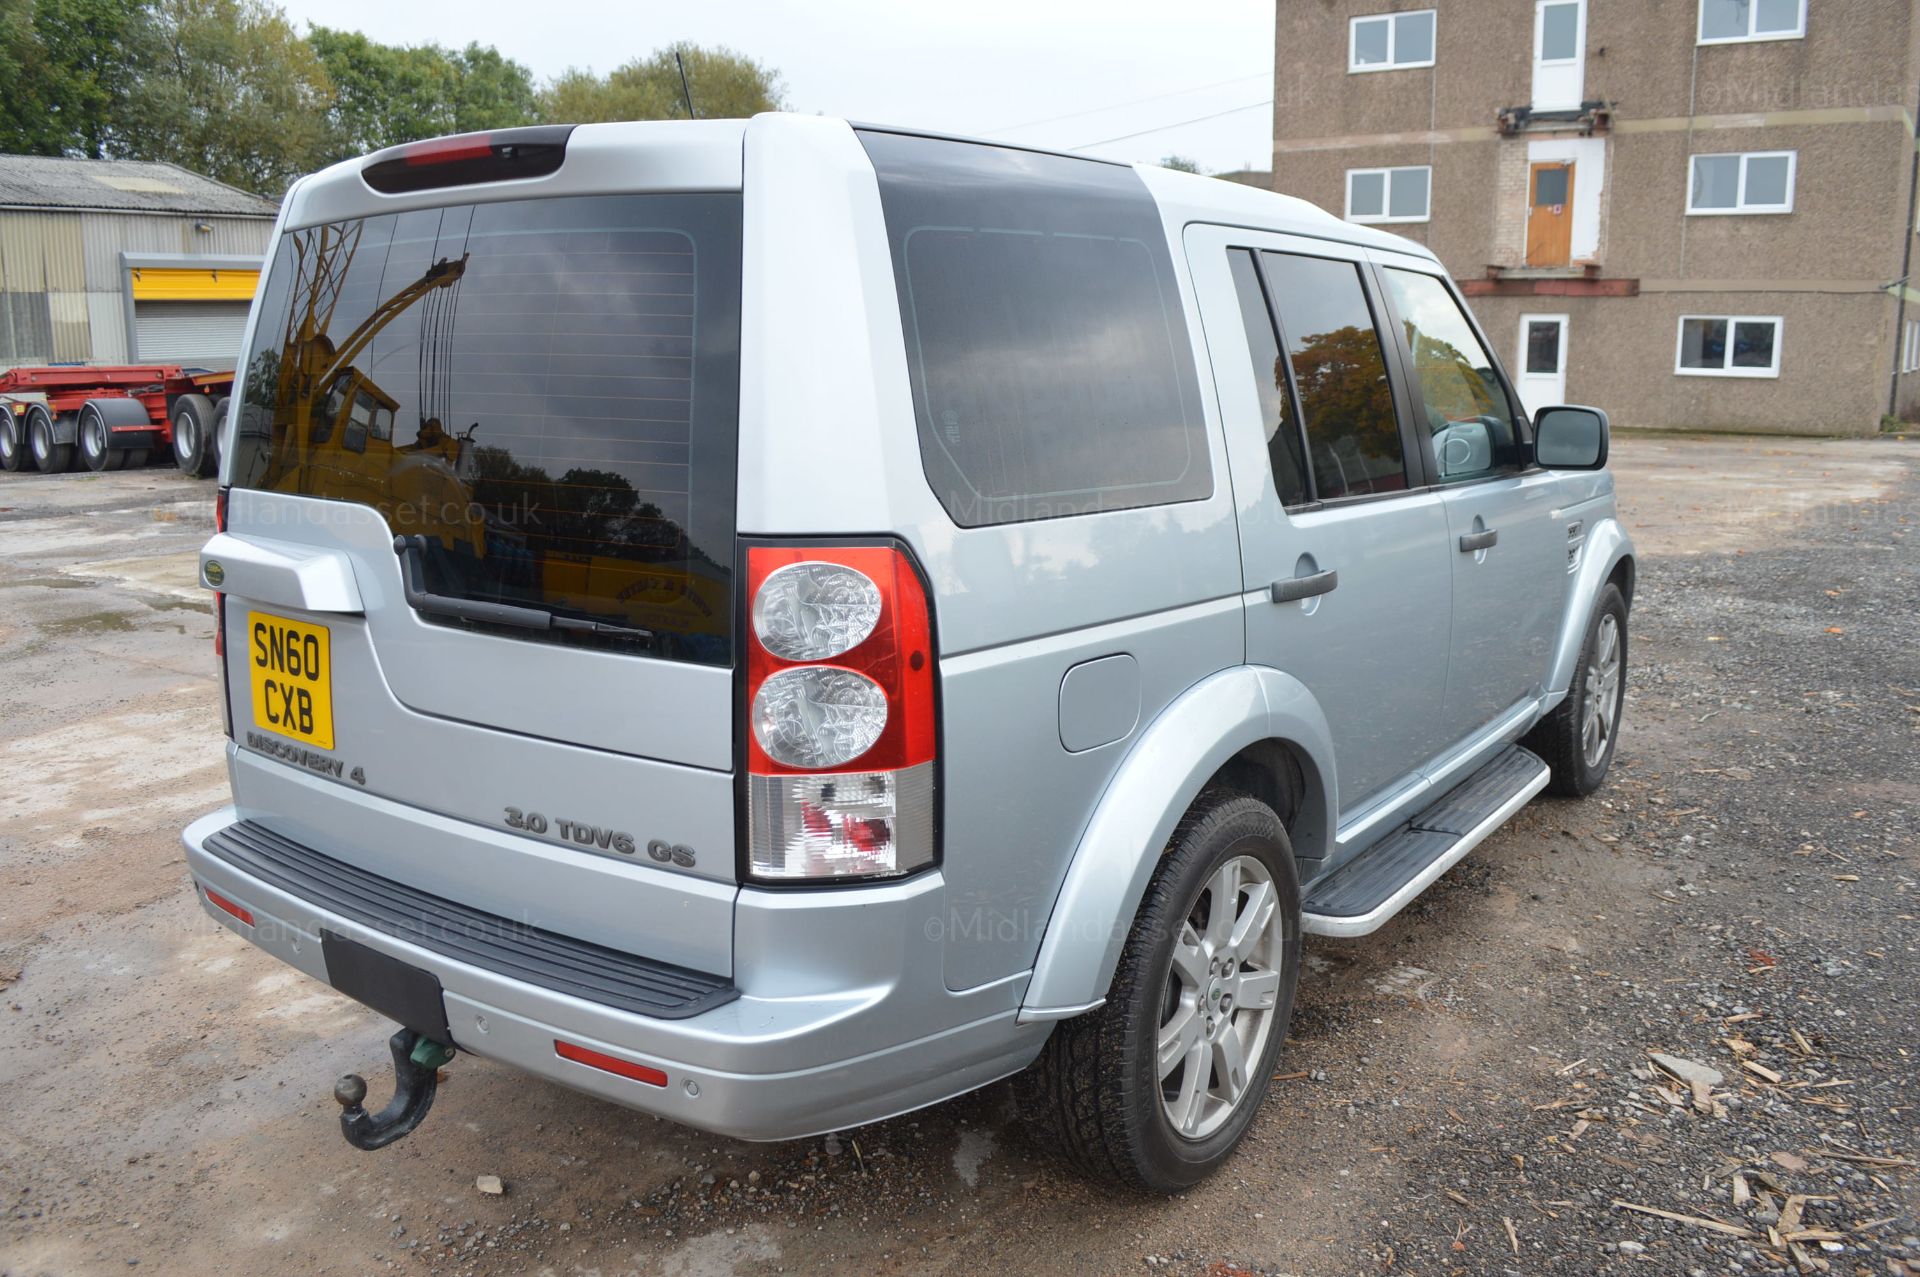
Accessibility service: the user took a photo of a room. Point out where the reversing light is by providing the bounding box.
[751,561,882,661]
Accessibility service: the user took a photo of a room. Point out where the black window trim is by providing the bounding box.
[1368,258,1539,488]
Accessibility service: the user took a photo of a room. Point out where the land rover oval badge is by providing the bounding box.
[203,560,225,587]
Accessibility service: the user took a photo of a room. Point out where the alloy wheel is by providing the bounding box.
[1582,612,1622,769]
[1157,853,1285,1140]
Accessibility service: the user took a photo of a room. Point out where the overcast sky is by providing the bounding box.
[271,0,1277,174]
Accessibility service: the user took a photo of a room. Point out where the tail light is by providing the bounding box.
[742,541,936,884]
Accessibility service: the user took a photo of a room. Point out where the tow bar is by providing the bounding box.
[332,1029,456,1150]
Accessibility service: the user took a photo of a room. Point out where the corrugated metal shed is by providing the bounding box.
[81,213,272,291]
[0,154,277,218]
[0,157,276,365]
[0,211,84,293]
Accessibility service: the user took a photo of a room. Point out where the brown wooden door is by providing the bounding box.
[1526,162,1575,267]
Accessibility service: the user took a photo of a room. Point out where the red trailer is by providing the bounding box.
[0,364,235,478]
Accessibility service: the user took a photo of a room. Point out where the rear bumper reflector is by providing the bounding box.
[199,819,737,1021]
[555,1039,669,1087]
[204,886,254,926]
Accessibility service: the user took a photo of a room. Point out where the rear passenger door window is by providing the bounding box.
[1259,251,1409,501]
[1379,267,1521,482]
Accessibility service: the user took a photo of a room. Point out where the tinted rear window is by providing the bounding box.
[230,194,741,665]
[859,131,1210,527]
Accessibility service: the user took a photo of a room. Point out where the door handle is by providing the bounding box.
[1270,569,1339,603]
[1458,529,1499,553]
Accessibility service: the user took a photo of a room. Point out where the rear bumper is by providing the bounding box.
[184,807,1048,1141]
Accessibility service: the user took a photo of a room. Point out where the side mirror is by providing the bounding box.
[1533,405,1609,470]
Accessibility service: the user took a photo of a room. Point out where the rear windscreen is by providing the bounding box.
[229,193,742,665]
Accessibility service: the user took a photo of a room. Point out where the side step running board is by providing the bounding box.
[1301,745,1550,938]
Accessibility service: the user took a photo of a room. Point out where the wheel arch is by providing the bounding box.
[1546,517,1635,697]
[1018,665,1338,1022]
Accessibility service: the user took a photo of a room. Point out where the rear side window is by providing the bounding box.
[860,131,1211,527]
[1260,251,1408,500]
[229,194,742,666]
[1226,249,1308,507]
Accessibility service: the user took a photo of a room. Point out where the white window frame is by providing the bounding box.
[1348,10,1437,73]
[1904,319,1920,374]
[1674,314,1783,378]
[1345,165,1432,224]
[1696,0,1807,45]
[1685,150,1797,215]
[1535,0,1585,66]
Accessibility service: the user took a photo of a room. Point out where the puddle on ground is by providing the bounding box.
[39,609,137,634]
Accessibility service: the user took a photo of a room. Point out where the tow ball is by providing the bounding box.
[332,1028,456,1150]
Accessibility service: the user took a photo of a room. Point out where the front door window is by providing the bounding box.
[1380,269,1520,482]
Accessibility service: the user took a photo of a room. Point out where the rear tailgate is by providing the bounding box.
[206,123,746,972]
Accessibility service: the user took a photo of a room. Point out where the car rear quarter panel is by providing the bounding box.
[735,116,1245,991]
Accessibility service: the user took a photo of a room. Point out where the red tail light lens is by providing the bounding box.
[742,542,936,883]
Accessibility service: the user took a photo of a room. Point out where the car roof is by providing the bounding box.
[845,116,1435,262]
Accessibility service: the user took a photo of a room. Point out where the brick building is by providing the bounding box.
[1270,0,1920,434]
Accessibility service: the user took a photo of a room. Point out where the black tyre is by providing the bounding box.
[172,393,217,478]
[208,396,229,468]
[1524,581,1627,797]
[1016,789,1302,1192]
[78,404,121,472]
[0,410,25,472]
[121,447,150,469]
[26,405,71,473]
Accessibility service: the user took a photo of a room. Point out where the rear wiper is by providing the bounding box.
[391,536,655,639]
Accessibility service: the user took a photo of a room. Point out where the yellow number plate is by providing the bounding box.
[247,611,334,750]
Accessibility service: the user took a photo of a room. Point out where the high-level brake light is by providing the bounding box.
[362,126,575,194]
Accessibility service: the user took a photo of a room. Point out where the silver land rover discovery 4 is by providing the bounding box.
[184,114,1632,1191]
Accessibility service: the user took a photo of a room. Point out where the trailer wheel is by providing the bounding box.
[121,447,151,469]
[78,404,123,471]
[26,404,71,473]
[209,396,229,467]
[172,393,217,478]
[0,410,25,472]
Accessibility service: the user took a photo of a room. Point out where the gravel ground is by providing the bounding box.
[1,435,1915,1277]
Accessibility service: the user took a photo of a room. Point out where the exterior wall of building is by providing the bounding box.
[0,210,271,367]
[1273,0,1918,436]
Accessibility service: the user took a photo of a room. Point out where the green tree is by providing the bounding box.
[1158,154,1200,173]
[308,30,536,158]
[450,42,537,132]
[308,25,455,154]
[0,0,146,156]
[120,0,334,195]
[540,41,783,124]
